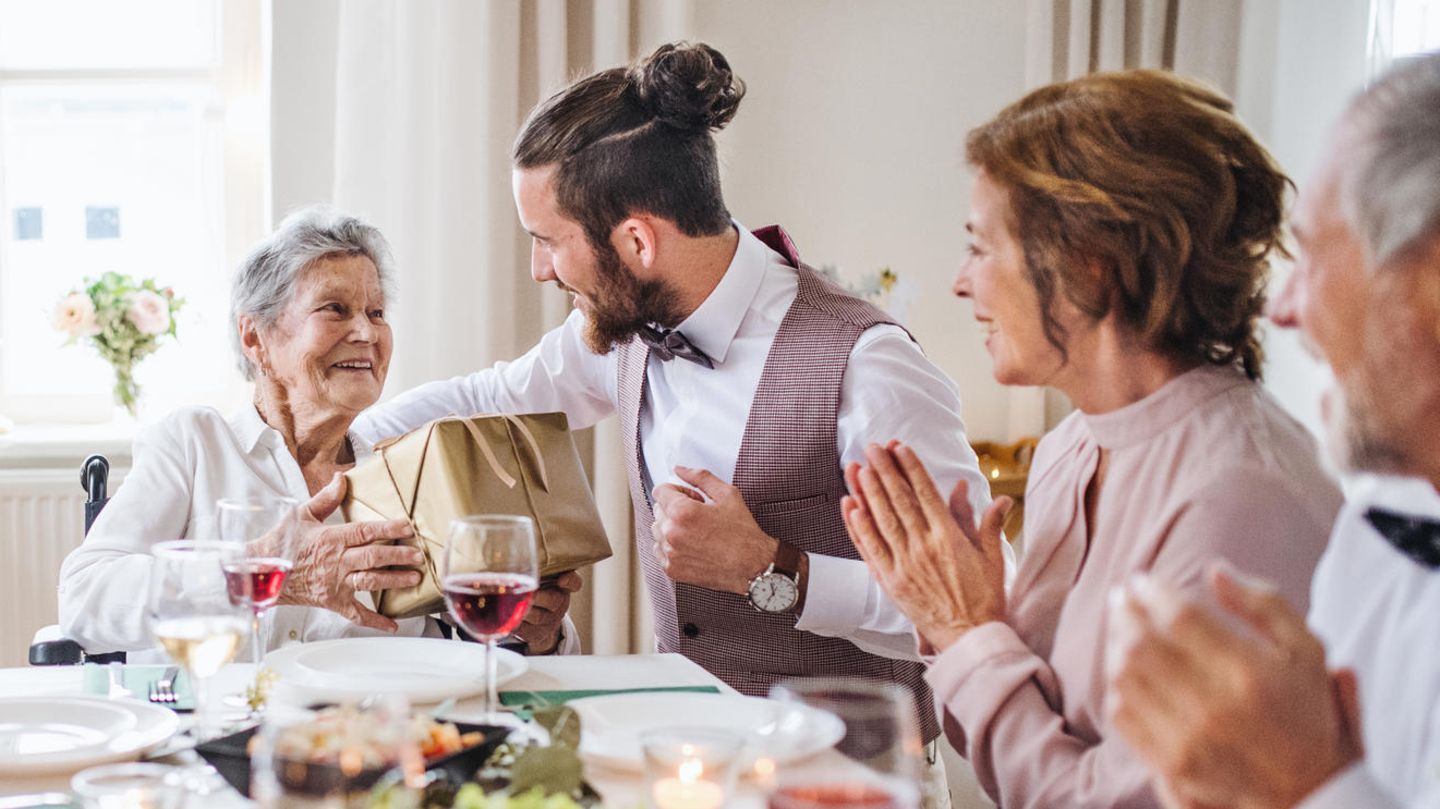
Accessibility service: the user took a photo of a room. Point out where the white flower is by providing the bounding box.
[126,290,170,336]
[52,293,101,338]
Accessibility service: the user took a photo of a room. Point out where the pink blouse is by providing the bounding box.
[927,365,1342,808]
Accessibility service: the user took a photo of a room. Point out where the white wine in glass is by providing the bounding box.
[149,540,250,740]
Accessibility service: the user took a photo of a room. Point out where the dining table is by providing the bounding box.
[0,653,826,808]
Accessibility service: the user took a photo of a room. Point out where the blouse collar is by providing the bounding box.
[1081,364,1250,449]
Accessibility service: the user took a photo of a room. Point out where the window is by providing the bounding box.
[1370,0,1440,76]
[0,0,264,424]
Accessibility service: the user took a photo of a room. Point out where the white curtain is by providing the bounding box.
[328,0,697,654]
[1011,0,1249,437]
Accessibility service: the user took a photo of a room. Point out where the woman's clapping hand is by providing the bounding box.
[842,441,1012,654]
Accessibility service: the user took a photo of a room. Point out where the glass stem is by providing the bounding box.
[485,637,499,719]
[192,671,210,741]
[252,610,264,667]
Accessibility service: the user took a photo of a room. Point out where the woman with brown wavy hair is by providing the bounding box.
[842,71,1343,808]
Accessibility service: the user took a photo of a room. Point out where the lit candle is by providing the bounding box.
[752,756,777,790]
[652,757,724,809]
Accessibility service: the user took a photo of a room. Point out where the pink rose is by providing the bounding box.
[126,290,170,336]
[52,293,101,338]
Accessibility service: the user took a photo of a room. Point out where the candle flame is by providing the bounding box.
[679,757,704,784]
[990,467,1000,479]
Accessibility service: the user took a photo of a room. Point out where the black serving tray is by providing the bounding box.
[195,721,508,799]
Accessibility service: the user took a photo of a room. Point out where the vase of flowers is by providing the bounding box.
[52,272,184,418]
[818,264,915,324]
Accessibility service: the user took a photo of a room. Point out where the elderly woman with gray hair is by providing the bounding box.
[58,206,433,657]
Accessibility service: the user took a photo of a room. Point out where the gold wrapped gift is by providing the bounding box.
[341,412,612,620]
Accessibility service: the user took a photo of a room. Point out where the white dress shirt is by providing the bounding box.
[58,405,433,663]
[1297,474,1440,809]
[351,224,996,661]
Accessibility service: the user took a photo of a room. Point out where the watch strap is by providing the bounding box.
[773,541,802,579]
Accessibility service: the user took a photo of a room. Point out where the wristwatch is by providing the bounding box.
[747,542,803,613]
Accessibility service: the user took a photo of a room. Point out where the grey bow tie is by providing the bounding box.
[639,325,714,369]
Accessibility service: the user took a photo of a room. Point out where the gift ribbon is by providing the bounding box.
[373,414,554,530]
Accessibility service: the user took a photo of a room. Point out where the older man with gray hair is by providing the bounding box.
[1104,51,1440,809]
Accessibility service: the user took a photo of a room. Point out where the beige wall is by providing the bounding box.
[271,0,1028,440]
[270,0,1374,442]
[685,0,1027,440]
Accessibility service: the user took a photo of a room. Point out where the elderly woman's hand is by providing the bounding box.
[278,474,424,632]
[842,441,1012,653]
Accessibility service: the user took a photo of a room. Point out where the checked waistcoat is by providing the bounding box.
[615,225,939,741]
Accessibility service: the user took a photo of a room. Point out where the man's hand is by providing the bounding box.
[1107,567,1364,809]
[651,466,779,595]
[513,571,583,654]
[282,474,424,632]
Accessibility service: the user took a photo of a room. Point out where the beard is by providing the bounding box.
[1321,380,1410,475]
[572,241,684,355]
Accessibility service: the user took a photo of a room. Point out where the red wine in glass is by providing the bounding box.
[442,572,538,639]
[224,557,294,613]
[768,784,903,809]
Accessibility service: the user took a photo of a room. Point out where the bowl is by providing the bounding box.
[195,720,507,798]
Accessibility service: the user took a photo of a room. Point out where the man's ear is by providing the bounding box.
[612,216,660,273]
[238,314,267,378]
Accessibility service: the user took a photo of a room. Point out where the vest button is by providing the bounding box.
[682,622,700,638]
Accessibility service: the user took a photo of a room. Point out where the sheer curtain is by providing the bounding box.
[328,0,695,654]
[1012,0,1250,436]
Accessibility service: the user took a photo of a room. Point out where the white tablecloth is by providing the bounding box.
[0,654,787,807]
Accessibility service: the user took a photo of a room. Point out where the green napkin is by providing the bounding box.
[498,685,722,722]
[81,663,195,711]
[499,685,720,709]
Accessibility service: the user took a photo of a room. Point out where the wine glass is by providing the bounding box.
[250,695,424,807]
[441,515,538,729]
[215,496,300,666]
[766,678,924,809]
[148,540,251,741]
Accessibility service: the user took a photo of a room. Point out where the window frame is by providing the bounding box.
[0,0,265,425]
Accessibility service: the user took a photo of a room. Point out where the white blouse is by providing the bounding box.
[57,405,434,662]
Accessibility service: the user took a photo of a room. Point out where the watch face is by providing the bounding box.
[749,572,798,613]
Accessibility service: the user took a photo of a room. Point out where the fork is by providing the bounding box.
[149,666,180,705]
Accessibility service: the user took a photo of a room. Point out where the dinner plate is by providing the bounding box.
[568,692,845,772]
[0,697,180,776]
[267,636,527,704]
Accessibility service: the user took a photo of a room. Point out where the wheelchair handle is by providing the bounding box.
[81,455,109,504]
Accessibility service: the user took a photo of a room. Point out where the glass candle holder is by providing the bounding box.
[71,763,186,809]
[641,727,744,809]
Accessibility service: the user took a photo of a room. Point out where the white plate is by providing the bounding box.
[0,697,179,776]
[568,692,845,772]
[267,636,527,704]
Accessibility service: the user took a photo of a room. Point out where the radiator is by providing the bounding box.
[0,467,124,668]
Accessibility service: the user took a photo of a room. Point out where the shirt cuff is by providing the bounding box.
[794,553,869,636]
[924,621,1035,726]
[1293,763,1400,809]
[554,614,583,656]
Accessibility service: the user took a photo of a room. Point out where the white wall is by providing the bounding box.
[1240,0,1371,436]
[688,0,1026,440]
[270,0,339,220]
[268,0,1026,440]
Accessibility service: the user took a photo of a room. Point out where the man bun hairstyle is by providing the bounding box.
[626,42,745,132]
[513,41,745,249]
